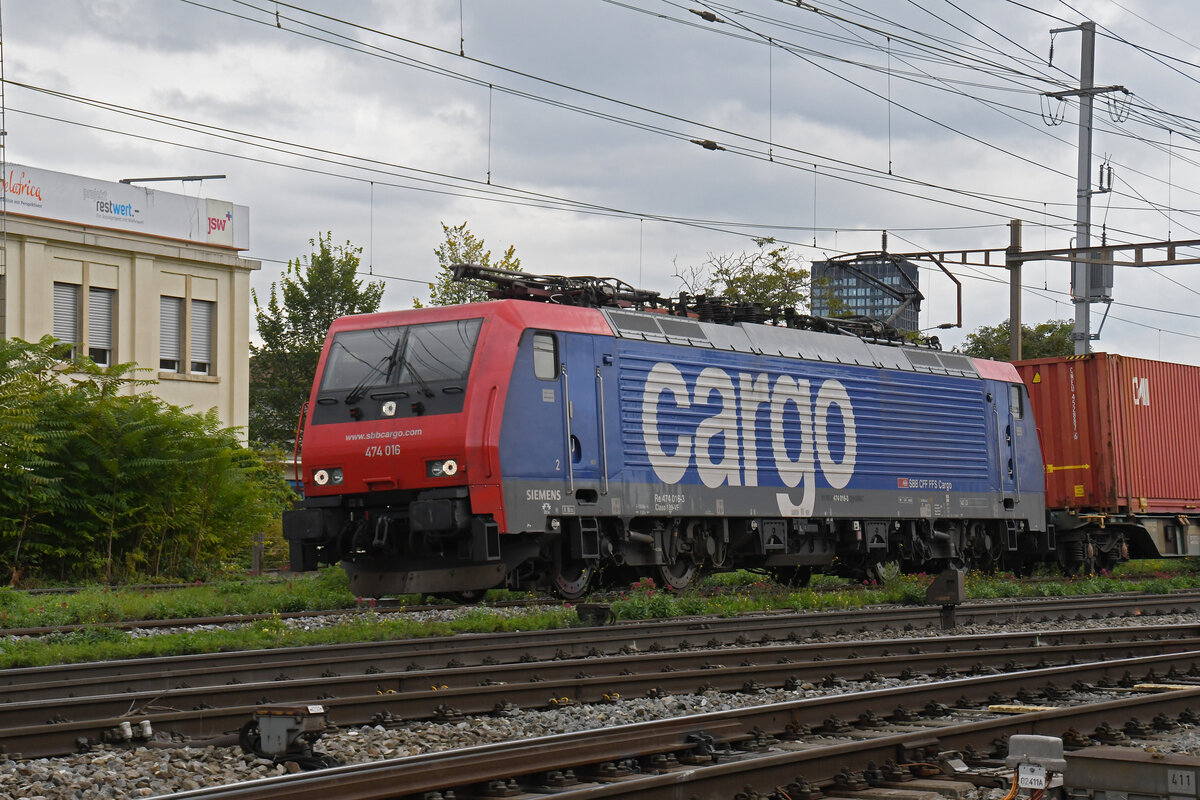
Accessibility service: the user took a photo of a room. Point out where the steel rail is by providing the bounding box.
[7,627,1200,730]
[149,654,1200,800]
[2,590,1193,691]
[6,632,1200,760]
[7,619,1198,704]
[0,598,542,638]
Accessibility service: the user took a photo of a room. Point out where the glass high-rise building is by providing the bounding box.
[810,257,920,334]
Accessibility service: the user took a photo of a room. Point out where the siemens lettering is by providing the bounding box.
[641,362,857,517]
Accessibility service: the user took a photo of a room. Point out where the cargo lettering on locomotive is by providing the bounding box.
[640,362,857,516]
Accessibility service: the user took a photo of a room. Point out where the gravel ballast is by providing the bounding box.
[3,606,1199,799]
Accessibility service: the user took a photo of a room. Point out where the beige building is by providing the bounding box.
[0,164,259,433]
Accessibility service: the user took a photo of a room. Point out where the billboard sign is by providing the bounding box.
[2,164,249,250]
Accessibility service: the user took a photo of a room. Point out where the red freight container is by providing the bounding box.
[1014,353,1200,516]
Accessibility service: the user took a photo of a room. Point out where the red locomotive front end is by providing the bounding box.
[284,303,512,597]
[282,299,613,598]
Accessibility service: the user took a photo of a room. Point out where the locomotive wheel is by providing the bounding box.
[656,557,697,592]
[553,562,593,600]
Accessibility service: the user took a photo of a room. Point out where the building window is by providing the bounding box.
[160,296,183,372]
[88,288,115,366]
[53,282,80,356]
[190,299,214,375]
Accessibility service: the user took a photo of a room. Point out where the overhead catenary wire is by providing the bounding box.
[11,0,1198,344]
[163,0,1200,240]
[204,0,1200,218]
[8,79,1116,239]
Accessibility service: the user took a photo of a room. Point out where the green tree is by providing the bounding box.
[0,337,71,584]
[956,319,1074,361]
[417,221,521,307]
[0,337,291,584]
[250,233,384,446]
[674,237,810,309]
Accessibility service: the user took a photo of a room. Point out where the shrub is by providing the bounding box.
[0,337,293,585]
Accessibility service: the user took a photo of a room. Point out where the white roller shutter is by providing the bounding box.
[160,296,182,370]
[53,283,79,345]
[89,288,114,348]
[190,299,214,374]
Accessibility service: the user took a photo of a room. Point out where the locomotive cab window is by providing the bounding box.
[312,318,482,425]
[1009,384,1024,419]
[320,318,483,393]
[533,332,558,380]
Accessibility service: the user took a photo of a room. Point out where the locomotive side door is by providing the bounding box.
[559,333,604,505]
[993,382,1020,506]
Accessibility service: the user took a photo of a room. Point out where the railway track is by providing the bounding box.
[4,587,1195,700]
[152,649,1200,799]
[0,597,543,638]
[4,593,1200,760]
[3,585,1195,638]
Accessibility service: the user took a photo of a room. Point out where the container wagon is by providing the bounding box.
[1015,353,1200,571]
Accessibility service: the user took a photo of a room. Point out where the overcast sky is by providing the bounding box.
[7,0,1200,362]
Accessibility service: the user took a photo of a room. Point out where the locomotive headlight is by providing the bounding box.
[312,468,343,486]
[426,459,459,478]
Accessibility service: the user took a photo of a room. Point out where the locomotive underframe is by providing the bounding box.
[285,487,1042,597]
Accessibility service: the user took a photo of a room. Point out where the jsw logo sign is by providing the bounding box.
[640,362,857,517]
[207,215,230,234]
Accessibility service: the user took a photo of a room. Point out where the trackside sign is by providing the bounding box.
[2,163,249,249]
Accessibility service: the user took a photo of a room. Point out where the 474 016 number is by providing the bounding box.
[365,444,405,457]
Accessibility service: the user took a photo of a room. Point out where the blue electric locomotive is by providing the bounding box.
[284,266,1047,598]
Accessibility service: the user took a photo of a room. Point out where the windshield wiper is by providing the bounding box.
[397,348,435,398]
[345,352,395,405]
[342,330,406,406]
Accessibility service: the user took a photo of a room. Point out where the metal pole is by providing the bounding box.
[1007,219,1022,361]
[1072,22,1096,356]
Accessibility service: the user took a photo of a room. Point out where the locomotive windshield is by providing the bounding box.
[320,318,482,393]
[313,318,483,423]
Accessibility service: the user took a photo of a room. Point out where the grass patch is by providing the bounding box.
[3,559,1199,666]
[611,559,1200,620]
[0,605,578,669]
[0,569,359,629]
